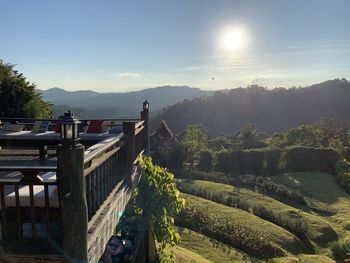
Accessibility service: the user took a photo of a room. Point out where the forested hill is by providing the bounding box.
[40,86,212,118]
[151,79,350,135]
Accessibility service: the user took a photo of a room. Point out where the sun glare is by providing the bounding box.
[223,30,243,50]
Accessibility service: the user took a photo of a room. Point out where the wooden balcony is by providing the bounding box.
[0,104,151,262]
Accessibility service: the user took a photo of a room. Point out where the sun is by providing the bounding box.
[223,30,243,50]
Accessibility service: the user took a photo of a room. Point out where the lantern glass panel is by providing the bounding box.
[74,125,79,139]
[60,125,65,140]
[66,124,73,140]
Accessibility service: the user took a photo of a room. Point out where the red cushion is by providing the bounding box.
[54,120,61,133]
[87,120,104,133]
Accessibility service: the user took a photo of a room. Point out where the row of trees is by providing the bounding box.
[154,118,349,171]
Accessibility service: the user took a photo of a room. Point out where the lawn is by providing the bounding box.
[176,227,253,263]
[272,172,350,241]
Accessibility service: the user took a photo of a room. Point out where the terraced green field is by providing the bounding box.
[173,171,350,262]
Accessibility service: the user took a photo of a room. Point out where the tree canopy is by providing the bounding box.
[0,60,53,118]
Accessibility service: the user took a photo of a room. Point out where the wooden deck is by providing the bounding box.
[0,104,151,263]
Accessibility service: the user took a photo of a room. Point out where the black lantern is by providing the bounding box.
[143,100,149,110]
[60,110,81,146]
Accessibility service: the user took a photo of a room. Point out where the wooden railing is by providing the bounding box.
[0,104,150,263]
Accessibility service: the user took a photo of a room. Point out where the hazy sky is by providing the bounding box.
[1,0,350,92]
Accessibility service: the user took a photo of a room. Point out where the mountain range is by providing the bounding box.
[39,86,212,118]
[151,79,350,135]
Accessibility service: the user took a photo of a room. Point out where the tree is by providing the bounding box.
[0,60,53,118]
[286,125,318,147]
[181,125,208,169]
[238,123,261,149]
[312,117,348,147]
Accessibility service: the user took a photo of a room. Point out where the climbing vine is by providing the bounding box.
[119,156,185,252]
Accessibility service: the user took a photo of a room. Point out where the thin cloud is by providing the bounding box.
[118,72,141,78]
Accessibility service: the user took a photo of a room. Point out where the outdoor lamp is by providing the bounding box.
[60,110,81,146]
[143,100,149,110]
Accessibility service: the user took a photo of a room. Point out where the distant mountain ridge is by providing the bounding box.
[39,86,212,118]
[151,79,350,135]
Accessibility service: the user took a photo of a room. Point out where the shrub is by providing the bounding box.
[215,149,234,173]
[176,206,284,259]
[198,150,213,171]
[335,159,350,194]
[252,205,308,238]
[238,149,264,175]
[284,146,339,173]
[330,240,350,261]
[262,147,282,176]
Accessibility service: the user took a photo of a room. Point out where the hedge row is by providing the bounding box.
[211,146,339,175]
[176,206,284,259]
[177,181,309,240]
[173,170,307,206]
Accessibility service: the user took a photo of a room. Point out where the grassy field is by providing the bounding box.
[273,172,350,241]
[176,179,338,249]
[170,228,251,263]
[180,193,307,255]
[174,171,350,262]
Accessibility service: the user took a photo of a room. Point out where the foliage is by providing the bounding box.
[251,205,308,239]
[181,125,208,168]
[313,117,348,147]
[151,79,350,136]
[197,150,213,171]
[330,240,350,261]
[0,60,53,118]
[284,146,339,173]
[176,204,285,259]
[238,149,264,175]
[262,147,282,176]
[119,156,185,252]
[286,125,318,147]
[153,141,185,169]
[174,169,308,206]
[208,135,232,151]
[238,123,262,149]
[215,148,281,176]
[335,159,350,194]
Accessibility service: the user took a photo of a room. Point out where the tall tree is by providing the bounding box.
[238,123,261,149]
[0,60,53,118]
[182,125,208,169]
[312,117,348,147]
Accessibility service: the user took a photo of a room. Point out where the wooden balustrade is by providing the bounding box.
[0,103,150,263]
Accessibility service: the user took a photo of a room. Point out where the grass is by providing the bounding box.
[176,179,338,249]
[175,171,350,261]
[164,245,211,263]
[272,172,350,240]
[180,193,307,256]
[272,254,335,263]
[176,227,254,262]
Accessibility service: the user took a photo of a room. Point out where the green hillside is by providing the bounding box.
[174,171,350,262]
[151,79,350,135]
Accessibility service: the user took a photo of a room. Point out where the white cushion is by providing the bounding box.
[5,185,59,208]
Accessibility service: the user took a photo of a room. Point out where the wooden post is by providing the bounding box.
[57,143,88,263]
[123,121,136,174]
[140,103,150,156]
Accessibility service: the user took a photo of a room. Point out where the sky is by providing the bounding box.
[1,0,350,92]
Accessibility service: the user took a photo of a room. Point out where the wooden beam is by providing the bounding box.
[57,143,88,263]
